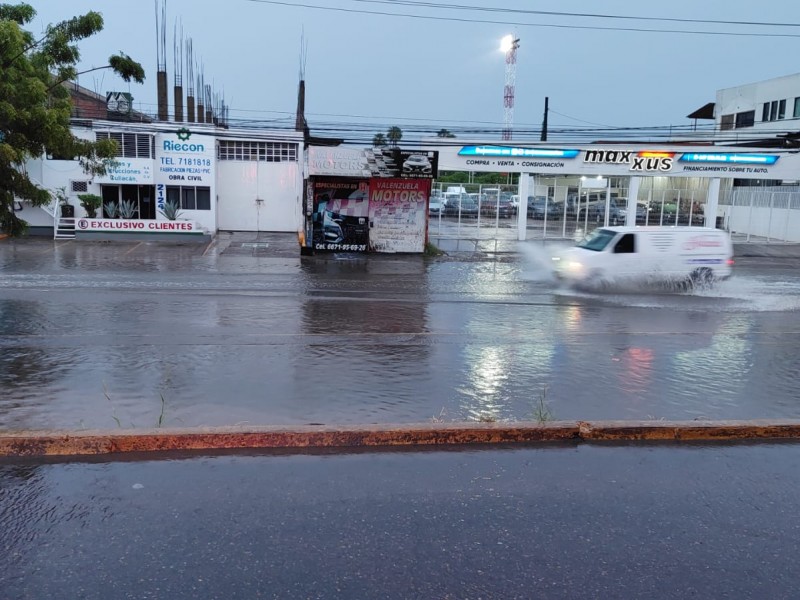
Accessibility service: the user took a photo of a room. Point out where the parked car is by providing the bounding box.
[444,195,479,218]
[527,196,561,219]
[480,195,516,218]
[578,198,622,223]
[428,198,445,217]
[618,202,648,223]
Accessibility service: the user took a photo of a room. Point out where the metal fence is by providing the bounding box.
[720,186,800,243]
[430,181,800,243]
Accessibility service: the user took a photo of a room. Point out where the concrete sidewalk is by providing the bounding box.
[214,231,800,260]
[5,230,800,260]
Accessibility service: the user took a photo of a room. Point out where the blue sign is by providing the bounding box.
[679,153,779,165]
[458,146,580,159]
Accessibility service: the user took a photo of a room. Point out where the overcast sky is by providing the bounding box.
[24,0,800,142]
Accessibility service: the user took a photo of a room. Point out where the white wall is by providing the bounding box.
[216,161,302,232]
[724,205,800,242]
[716,73,800,134]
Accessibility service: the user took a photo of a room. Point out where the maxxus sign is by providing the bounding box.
[583,150,674,172]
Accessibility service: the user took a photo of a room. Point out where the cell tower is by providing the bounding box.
[501,34,520,141]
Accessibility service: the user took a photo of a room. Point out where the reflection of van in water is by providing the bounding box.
[553,226,733,288]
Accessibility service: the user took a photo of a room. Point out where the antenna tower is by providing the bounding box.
[501,35,520,141]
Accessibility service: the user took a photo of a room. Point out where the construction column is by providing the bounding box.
[705,178,721,229]
[625,177,641,227]
[517,174,531,241]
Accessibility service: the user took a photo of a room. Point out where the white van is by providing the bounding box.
[553,226,733,287]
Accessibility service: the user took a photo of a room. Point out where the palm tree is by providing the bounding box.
[437,128,456,138]
[387,126,403,147]
[372,133,387,147]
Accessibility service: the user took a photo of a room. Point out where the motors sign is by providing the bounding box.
[308,147,438,178]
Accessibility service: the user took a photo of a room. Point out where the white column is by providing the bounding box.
[626,177,641,227]
[517,173,531,241]
[705,178,721,229]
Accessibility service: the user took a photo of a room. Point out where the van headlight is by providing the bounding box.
[567,261,584,273]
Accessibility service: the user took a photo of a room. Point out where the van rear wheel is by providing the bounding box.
[690,267,714,288]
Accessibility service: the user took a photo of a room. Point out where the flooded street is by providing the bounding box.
[1,239,799,430]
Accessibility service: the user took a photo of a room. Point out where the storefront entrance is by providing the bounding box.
[101,185,156,219]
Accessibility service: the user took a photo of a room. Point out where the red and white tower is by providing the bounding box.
[501,35,520,141]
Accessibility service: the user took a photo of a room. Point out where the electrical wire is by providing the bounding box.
[244,0,800,38]
[351,0,800,29]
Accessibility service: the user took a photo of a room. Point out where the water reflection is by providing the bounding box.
[296,260,432,423]
[462,346,508,422]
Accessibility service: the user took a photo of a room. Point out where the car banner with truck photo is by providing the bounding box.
[311,178,370,252]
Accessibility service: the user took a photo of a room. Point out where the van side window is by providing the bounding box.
[614,233,636,254]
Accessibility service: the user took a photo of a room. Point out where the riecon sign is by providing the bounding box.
[156,130,214,186]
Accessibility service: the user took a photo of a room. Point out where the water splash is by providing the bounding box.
[517,242,566,283]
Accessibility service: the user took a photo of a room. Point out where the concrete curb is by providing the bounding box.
[3,420,800,458]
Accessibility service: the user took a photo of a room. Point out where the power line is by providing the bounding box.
[244,0,800,38]
[352,0,800,29]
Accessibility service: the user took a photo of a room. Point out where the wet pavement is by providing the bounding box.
[1,236,799,430]
[3,443,800,599]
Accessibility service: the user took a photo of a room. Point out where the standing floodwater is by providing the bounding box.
[1,239,799,430]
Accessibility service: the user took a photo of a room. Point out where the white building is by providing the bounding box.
[687,73,800,144]
[20,88,303,240]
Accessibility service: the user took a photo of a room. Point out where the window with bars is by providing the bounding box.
[70,180,89,193]
[720,114,735,131]
[95,132,154,158]
[217,140,297,162]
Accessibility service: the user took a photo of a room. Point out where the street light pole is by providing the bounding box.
[500,35,520,141]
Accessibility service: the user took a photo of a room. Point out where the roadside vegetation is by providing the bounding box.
[0,3,144,236]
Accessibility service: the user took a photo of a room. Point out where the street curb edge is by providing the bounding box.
[3,420,800,457]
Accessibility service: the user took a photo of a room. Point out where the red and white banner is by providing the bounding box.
[368,179,430,253]
[76,219,200,233]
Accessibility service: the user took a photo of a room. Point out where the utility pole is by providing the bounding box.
[541,96,549,142]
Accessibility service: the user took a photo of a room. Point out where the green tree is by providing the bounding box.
[0,3,145,235]
[372,133,387,147]
[387,126,403,147]
[436,128,455,138]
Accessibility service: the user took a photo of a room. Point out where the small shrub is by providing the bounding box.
[160,199,183,221]
[118,199,138,219]
[103,202,119,218]
[424,241,444,257]
[77,193,102,218]
[532,386,554,423]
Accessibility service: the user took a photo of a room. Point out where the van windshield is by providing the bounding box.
[577,228,616,252]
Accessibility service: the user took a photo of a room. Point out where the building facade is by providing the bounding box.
[21,119,303,239]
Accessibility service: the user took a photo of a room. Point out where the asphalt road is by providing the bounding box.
[1,237,799,430]
[3,443,800,599]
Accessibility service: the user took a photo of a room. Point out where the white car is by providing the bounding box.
[402,154,432,174]
[428,198,444,217]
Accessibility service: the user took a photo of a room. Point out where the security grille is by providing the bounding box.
[95,132,154,158]
[217,141,297,162]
